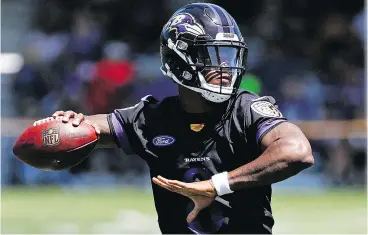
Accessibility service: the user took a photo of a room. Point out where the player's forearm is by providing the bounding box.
[228,137,314,190]
[86,114,117,148]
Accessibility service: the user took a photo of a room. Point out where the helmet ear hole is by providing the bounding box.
[182,71,192,80]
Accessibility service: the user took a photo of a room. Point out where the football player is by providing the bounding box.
[52,3,314,234]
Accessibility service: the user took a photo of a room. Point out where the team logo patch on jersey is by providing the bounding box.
[190,123,205,132]
[152,135,176,147]
[251,101,283,118]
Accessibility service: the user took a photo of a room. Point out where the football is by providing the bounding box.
[12,116,99,171]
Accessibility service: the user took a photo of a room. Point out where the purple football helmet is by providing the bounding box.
[160,3,248,103]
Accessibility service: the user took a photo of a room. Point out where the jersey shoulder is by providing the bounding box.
[140,95,179,120]
[110,94,178,153]
[234,89,279,108]
[232,89,284,131]
[114,94,178,120]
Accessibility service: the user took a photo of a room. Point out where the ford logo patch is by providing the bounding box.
[152,135,175,147]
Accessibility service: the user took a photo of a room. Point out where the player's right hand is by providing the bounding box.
[52,110,101,134]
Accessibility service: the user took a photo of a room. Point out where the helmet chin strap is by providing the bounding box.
[201,90,231,103]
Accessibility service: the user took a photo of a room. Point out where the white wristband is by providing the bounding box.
[211,172,234,196]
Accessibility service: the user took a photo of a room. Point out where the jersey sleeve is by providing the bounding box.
[248,96,287,146]
[107,95,157,155]
[235,92,287,147]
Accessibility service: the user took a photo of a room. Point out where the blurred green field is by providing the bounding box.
[1,186,367,234]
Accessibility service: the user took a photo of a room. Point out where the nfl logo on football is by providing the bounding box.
[42,128,60,146]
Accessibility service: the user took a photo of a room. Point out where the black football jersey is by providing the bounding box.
[107,89,287,234]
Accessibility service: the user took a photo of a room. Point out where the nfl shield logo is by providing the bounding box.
[42,128,60,146]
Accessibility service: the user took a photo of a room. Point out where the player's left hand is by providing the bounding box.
[152,175,216,223]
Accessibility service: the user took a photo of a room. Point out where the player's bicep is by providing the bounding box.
[260,122,308,150]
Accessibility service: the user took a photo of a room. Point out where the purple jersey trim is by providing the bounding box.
[111,112,133,154]
[256,119,285,144]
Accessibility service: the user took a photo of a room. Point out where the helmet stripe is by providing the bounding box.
[210,4,233,33]
[214,5,234,33]
[204,3,223,33]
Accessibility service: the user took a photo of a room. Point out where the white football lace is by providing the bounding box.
[33,116,63,126]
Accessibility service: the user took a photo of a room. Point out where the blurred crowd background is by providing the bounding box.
[1,0,366,189]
